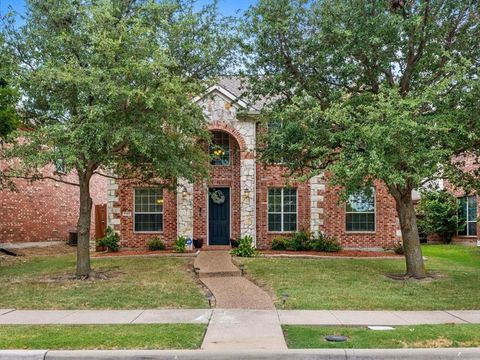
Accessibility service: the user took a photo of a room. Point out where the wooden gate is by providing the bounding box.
[95,204,107,240]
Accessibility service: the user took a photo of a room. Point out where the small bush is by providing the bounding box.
[310,233,342,252]
[148,237,166,251]
[174,236,187,253]
[288,230,311,251]
[97,227,120,252]
[271,236,289,250]
[416,189,459,244]
[231,235,257,257]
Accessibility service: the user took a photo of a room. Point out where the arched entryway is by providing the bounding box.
[193,129,241,245]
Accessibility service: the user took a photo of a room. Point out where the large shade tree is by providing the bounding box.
[0,35,18,138]
[2,0,236,277]
[0,33,20,189]
[243,0,480,278]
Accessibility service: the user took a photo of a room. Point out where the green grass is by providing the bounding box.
[238,245,480,310]
[283,324,480,349]
[0,255,208,309]
[0,324,206,349]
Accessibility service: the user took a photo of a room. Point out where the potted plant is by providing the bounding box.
[230,238,239,248]
[193,238,204,249]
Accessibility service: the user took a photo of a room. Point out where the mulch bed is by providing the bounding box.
[93,249,400,258]
[93,249,198,258]
[259,250,401,258]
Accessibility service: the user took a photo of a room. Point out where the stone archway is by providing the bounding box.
[177,122,256,246]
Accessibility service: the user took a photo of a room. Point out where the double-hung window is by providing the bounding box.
[346,189,376,232]
[134,188,163,232]
[458,195,477,236]
[268,188,297,232]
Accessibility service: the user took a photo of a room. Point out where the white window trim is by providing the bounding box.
[267,188,298,233]
[133,188,164,234]
[457,195,477,237]
[345,188,376,233]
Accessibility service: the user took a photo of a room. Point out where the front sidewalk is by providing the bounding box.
[1,308,479,326]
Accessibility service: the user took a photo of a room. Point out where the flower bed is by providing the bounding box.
[93,249,197,258]
[260,249,401,258]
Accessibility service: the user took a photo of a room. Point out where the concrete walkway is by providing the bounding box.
[1,309,479,325]
[194,251,274,309]
[202,309,287,350]
[194,251,284,349]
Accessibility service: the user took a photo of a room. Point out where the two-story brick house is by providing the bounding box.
[107,78,403,249]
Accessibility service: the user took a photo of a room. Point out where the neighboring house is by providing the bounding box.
[444,155,479,244]
[109,78,403,249]
[414,168,478,245]
[0,165,107,244]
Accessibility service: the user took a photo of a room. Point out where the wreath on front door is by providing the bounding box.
[210,189,225,204]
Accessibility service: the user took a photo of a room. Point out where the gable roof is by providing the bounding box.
[193,76,266,115]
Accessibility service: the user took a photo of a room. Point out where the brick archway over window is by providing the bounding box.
[208,121,254,160]
[208,121,246,150]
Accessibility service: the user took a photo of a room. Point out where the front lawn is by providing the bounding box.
[283,324,480,349]
[0,324,206,349]
[0,250,208,309]
[238,245,480,310]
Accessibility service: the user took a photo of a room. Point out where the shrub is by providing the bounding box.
[148,237,166,251]
[231,235,257,257]
[416,189,459,244]
[97,227,120,252]
[309,233,342,252]
[271,236,289,250]
[287,230,311,251]
[174,236,187,253]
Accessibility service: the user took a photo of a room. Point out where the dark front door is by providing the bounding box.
[208,188,230,245]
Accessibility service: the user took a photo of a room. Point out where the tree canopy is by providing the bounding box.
[0,34,18,139]
[2,0,236,276]
[243,0,480,278]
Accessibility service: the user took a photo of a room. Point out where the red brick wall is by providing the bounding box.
[116,183,177,248]
[116,131,241,248]
[255,163,311,249]
[322,181,399,249]
[0,166,107,244]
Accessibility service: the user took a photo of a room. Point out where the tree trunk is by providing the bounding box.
[390,185,427,279]
[76,170,93,277]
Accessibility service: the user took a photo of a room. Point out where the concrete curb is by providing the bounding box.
[1,348,479,360]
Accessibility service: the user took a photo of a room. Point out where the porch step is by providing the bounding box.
[194,251,241,278]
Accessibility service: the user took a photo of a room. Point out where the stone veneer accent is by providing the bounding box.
[309,174,325,235]
[177,178,194,239]
[106,178,119,232]
[240,158,256,243]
